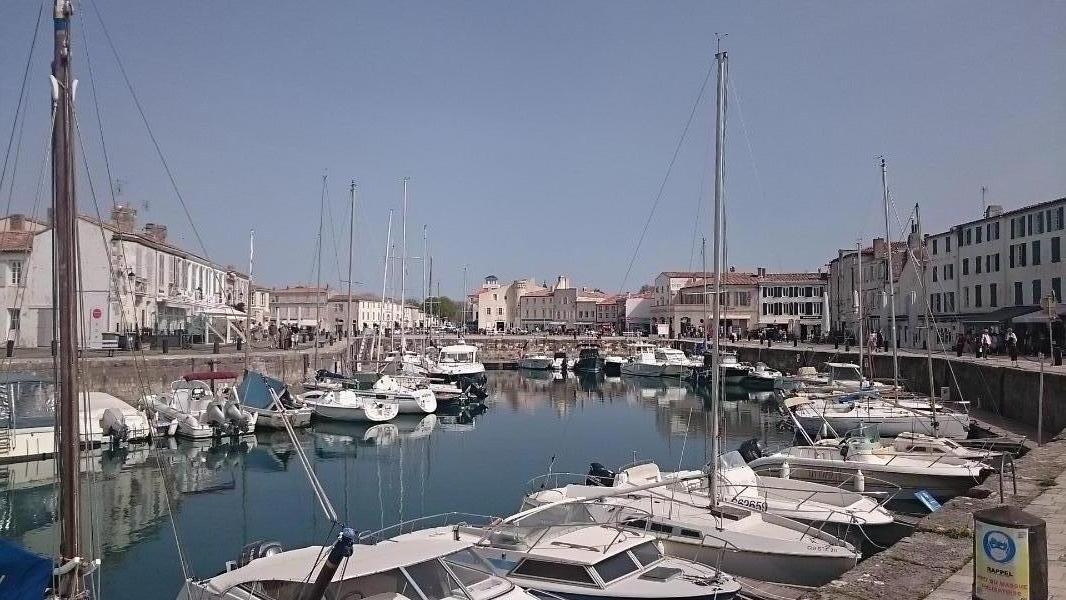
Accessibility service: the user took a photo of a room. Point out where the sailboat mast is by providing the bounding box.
[376,211,394,364]
[245,229,254,369]
[51,0,82,594]
[399,178,408,352]
[857,240,864,380]
[422,224,428,348]
[702,237,708,344]
[881,158,900,388]
[708,48,728,507]
[346,181,356,371]
[917,204,938,432]
[314,175,326,371]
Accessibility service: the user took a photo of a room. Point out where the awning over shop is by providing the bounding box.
[1011,307,1065,323]
[956,306,1041,324]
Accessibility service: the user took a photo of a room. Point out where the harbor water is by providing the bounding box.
[1,370,791,599]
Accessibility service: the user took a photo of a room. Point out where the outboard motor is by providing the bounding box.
[203,401,227,428]
[100,407,130,443]
[235,540,284,569]
[737,438,765,463]
[464,380,489,400]
[586,462,617,486]
[224,399,251,433]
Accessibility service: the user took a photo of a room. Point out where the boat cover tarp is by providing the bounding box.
[0,539,51,599]
[315,369,351,381]
[238,371,294,410]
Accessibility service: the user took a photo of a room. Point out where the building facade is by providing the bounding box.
[473,275,546,332]
[0,207,251,348]
[757,270,830,339]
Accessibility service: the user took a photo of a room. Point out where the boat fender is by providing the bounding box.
[780,461,790,479]
[854,470,865,493]
[100,407,129,442]
[586,462,617,486]
[167,421,179,437]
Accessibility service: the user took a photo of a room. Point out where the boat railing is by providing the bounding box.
[525,472,602,492]
[749,463,903,502]
[357,512,499,544]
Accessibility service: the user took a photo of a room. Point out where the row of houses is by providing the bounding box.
[827,197,1065,350]
[267,286,443,335]
[0,207,254,348]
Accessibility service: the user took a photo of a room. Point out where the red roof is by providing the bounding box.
[757,272,828,283]
[659,271,707,278]
[679,272,758,289]
[522,289,554,298]
[0,231,34,252]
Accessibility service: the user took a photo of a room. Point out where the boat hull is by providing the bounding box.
[795,413,968,440]
[663,535,857,588]
[309,400,399,422]
[247,406,313,429]
[517,358,554,370]
[620,363,665,377]
[572,357,605,373]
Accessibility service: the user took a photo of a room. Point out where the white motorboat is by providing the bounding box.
[427,342,487,384]
[302,388,399,422]
[604,354,625,375]
[620,343,665,377]
[653,347,696,377]
[0,373,151,464]
[743,429,991,501]
[790,394,970,440]
[365,375,437,414]
[516,353,554,370]
[526,464,861,587]
[786,362,893,394]
[178,530,539,600]
[235,370,312,429]
[145,372,257,439]
[886,431,1001,463]
[718,353,753,385]
[647,453,894,547]
[388,506,741,600]
[740,362,781,390]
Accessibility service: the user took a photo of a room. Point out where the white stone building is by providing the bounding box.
[0,207,250,348]
[757,270,830,339]
[473,275,546,332]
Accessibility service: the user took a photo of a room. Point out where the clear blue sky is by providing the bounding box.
[1,1,1063,297]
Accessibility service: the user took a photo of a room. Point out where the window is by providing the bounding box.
[1053,237,1061,263]
[1019,244,1027,267]
[1011,218,1017,239]
[7,308,19,332]
[484,308,490,315]
[932,293,940,313]
[962,258,969,275]
[985,255,991,273]
[932,267,938,282]
[9,261,22,286]
[947,291,955,312]
[995,254,1000,272]
[1015,282,1024,306]
[932,239,938,255]
[963,286,970,308]
[994,221,1000,239]
[946,236,951,252]
[966,229,972,245]
[990,284,998,307]
[976,258,982,274]
[497,308,503,315]
[1033,240,1041,266]
[593,553,639,583]
[946,264,954,280]
[1038,212,1045,234]
[1010,245,1016,268]
[1053,278,1062,304]
[974,285,982,308]
[1033,280,1042,305]
[976,227,982,244]
[513,560,596,585]
[630,542,662,567]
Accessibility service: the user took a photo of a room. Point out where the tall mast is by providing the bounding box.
[244,229,254,369]
[857,240,864,381]
[375,211,394,364]
[51,0,82,594]
[399,178,408,352]
[422,225,428,347]
[708,48,728,507]
[881,158,900,388]
[313,175,326,371]
[346,181,356,371]
[917,204,938,432]
[702,237,708,344]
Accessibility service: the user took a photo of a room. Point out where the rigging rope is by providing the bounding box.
[616,54,715,295]
[0,2,44,215]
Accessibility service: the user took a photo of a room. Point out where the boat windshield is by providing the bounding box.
[830,366,863,382]
[441,352,475,364]
[845,424,882,444]
[442,549,513,600]
[717,451,748,470]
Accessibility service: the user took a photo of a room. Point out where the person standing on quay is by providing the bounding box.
[980,329,992,359]
[1006,328,1019,365]
[867,330,877,355]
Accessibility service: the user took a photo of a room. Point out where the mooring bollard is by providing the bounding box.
[973,505,1047,600]
[236,338,243,351]
[212,341,220,354]
[767,339,772,348]
[793,337,798,347]
[5,340,12,358]
[162,338,169,354]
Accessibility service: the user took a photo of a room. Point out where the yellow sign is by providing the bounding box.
[975,520,1030,600]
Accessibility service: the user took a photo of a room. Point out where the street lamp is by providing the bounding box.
[1037,292,1060,446]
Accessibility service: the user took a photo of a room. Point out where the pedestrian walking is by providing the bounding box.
[867,331,877,355]
[1006,328,1019,365]
[980,329,992,359]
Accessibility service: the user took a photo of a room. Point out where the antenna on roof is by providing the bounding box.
[980,185,988,216]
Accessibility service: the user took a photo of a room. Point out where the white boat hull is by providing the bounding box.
[309,400,399,423]
[620,362,665,377]
[247,406,313,429]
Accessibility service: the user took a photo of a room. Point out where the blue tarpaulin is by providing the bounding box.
[0,539,51,599]
[237,370,292,410]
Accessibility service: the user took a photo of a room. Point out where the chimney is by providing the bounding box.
[111,204,137,233]
[984,204,1003,219]
[555,275,570,290]
[144,223,167,243]
[757,267,766,277]
[872,237,887,257]
[9,214,24,232]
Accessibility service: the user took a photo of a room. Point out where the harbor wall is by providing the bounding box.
[728,344,1066,435]
[4,347,346,402]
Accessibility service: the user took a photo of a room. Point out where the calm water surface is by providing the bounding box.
[1,371,790,599]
